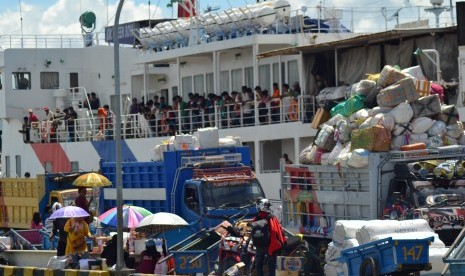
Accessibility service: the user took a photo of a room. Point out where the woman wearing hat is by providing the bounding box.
[137,239,161,274]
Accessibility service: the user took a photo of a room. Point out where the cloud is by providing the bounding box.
[0,0,457,37]
[0,0,166,35]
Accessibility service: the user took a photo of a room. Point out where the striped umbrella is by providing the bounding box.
[98,205,152,229]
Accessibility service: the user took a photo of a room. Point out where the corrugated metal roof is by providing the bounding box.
[257,26,457,59]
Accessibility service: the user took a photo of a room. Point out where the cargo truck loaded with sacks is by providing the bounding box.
[99,131,265,246]
[280,42,465,261]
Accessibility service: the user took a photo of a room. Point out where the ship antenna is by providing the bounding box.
[19,0,24,48]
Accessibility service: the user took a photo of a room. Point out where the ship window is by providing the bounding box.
[70,72,78,86]
[12,72,31,90]
[4,156,10,177]
[71,161,79,172]
[273,63,279,84]
[287,60,299,86]
[194,74,204,94]
[258,65,270,90]
[182,76,192,95]
[220,71,229,92]
[40,72,59,89]
[205,73,213,94]
[44,161,52,173]
[15,155,21,178]
[0,72,3,90]
[172,86,178,98]
[259,140,282,173]
[231,69,243,92]
[244,67,253,90]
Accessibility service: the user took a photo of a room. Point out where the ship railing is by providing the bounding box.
[0,33,106,49]
[27,95,316,142]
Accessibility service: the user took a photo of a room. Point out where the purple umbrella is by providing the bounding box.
[49,206,90,219]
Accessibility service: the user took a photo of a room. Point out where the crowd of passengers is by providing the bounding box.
[127,82,302,137]
[20,82,303,142]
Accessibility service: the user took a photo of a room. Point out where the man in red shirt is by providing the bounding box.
[28,109,39,124]
[75,187,93,224]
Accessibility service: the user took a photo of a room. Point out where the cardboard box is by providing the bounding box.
[311,108,330,129]
[276,256,305,272]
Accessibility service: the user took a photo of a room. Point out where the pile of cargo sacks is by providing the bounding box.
[301,65,463,168]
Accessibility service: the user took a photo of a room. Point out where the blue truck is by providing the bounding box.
[99,146,265,245]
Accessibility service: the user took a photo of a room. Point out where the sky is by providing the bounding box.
[0,0,457,37]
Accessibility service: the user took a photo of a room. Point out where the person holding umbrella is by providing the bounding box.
[75,187,93,224]
[64,216,94,255]
[49,203,68,256]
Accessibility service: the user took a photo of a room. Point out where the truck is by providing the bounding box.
[99,146,265,246]
[0,173,98,229]
[280,146,465,270]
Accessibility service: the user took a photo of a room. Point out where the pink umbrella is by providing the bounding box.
[98,205,152,229]
[49,206,89,219]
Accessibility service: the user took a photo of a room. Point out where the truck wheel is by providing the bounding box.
[360,257,379,276]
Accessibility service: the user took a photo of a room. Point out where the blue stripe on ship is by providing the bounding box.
[91,140,137,162]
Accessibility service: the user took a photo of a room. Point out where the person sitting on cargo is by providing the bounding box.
[30,212,43,230]
[137,239,161,274]
[75,187,93,224]
[64,216,94,255]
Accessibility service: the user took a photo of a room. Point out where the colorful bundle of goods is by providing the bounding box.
[305,65,463,168]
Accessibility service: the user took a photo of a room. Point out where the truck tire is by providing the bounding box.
[360,257,379,276]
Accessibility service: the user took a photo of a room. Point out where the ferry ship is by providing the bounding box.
[0,0,462,202]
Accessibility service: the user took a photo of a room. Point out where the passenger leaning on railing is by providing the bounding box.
[242,88,255,126]
[64,106,77,142]
[282,83,299,122]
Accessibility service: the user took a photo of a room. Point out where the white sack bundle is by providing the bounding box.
[427,135,443,148]
[446,121,464,139]
[409,133,429,144]
[411,117,436,134]
[335,120,351,143]
[348,149,370,168]
[325,239,359,267]
[333,220,368,245]
[355,80,377,96]
[349,108,370,123]
[459,131,465,145]
[320,153,331,165]
[327,142,344,165]
[402,65,426,80]
[389,102,414,124]
[356,219,434,245]
[392,123,413,136]
[368,106,393,117]
[391,135,409,150]
[327,114,349,127]
[427,121,447,136]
